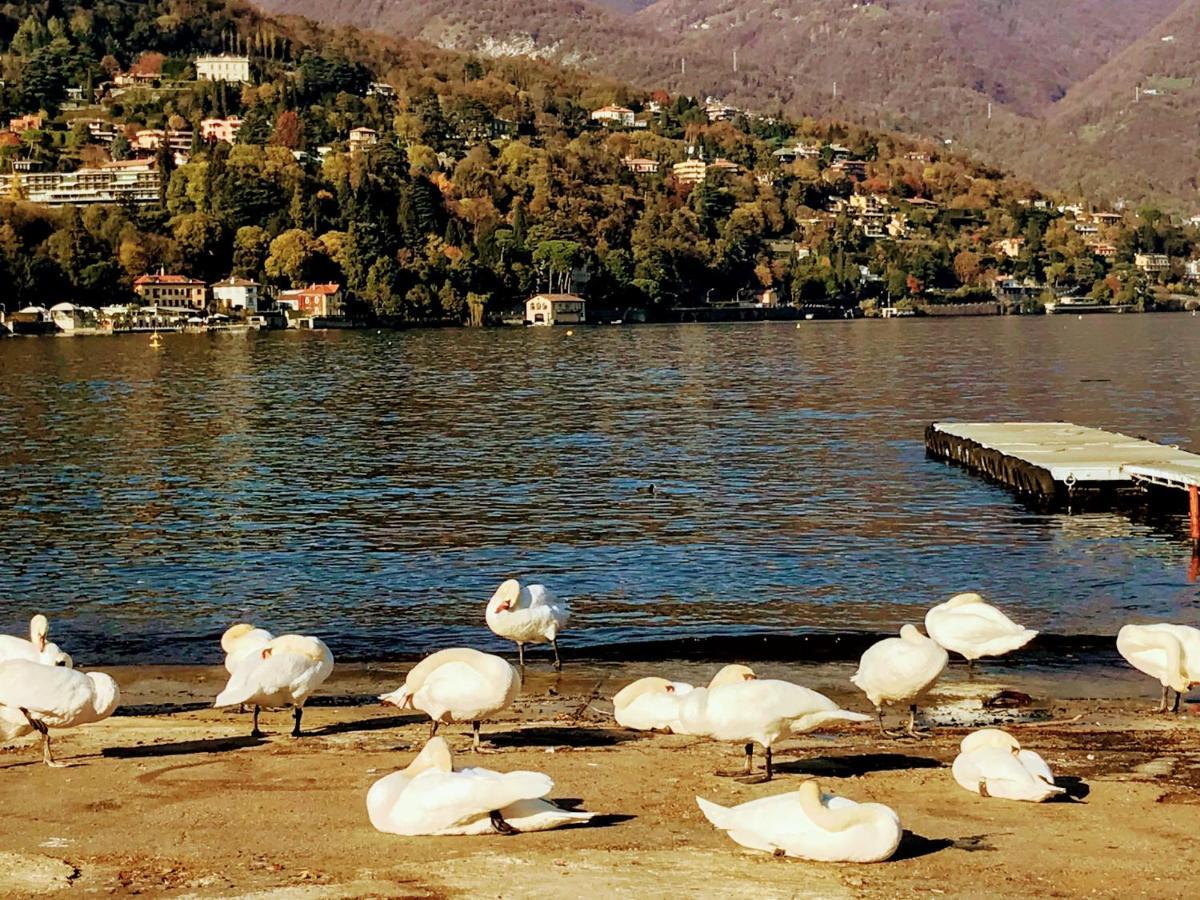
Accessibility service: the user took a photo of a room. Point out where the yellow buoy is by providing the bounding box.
[566,329,574,336]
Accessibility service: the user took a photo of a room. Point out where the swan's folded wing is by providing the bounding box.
[404,769,554,831]
[1017,749,1056,784]
[943,607,1028,642]
[0,635,38,664]
[419,662,497,714]
[0,661,86,717]
[520,585,569,625]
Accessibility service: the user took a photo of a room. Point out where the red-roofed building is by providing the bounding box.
[133,273,207,309]
[277,283,343,317]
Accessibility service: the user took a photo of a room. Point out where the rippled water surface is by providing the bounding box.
[2,316,1198,663]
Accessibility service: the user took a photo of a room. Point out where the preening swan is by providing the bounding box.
[380,648,520,750]
[677,665,870,783]
[697,779,902,863]
[366,736,593,835]
[0,660,120,766]
[214,634,334,737]
[613,677,694,732]
[485,579,570,669]
[925,593,1038,667]
[221,623,274,673]
[0,614,73,668]
[951,728,1065,802]
[852,625,947,738]
[1116,623,1200,713]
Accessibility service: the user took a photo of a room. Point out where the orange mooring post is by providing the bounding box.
[1191,484,1200,544]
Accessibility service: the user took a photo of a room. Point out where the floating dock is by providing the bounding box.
[926,422,1200,537]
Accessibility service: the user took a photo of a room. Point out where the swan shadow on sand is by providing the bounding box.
[1051,775,1090,802]
[892,831,1004,861]
[774,752,943,778]
[102,735,266,758]
[550,799,636,829]
[487,726,642,749]
[303,713,424,737]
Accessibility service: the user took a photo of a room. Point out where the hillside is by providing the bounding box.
[255,0,1195,206]
[1,0,1197,327]
[1039,0,1200,202]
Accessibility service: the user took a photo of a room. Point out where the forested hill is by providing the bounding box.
[0,0,1194,323]
[257,0,1199,208]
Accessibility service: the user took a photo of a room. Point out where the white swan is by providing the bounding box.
[366,736,593,835]
[951,728,1065,802]
[697,779,902,863]
[852,625,948,737]
[0,660,120,766]
[0,614,73,668]
[677,665,870,782]
[214,634,334,737]
[1116,623,1200,713]
[380,648,520,750]
[221,623,274,673]
[925,593,1038,667]
[485,579,570,669]
[613,677,694,732]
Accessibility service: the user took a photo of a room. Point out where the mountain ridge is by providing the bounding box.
[254,0,1196,207]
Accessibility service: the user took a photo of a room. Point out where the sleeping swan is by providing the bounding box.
[951,728,1065,802]
[677,665,870,782]
[612,677,694,732]
[697,779,902,863]
[380,648,521,750]
[925,593,1038,667]
[0,660,120,766]
[851,625,947,738]
[367,736,594,835]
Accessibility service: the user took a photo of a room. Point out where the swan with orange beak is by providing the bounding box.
[485,579,571,670]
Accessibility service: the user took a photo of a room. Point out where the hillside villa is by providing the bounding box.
[194,54,251,83]
[622,157,659,174]
[201,117,242,144]
[590,105,636,127]
[1134,253,1170,275]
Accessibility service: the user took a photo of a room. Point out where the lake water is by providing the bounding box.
[1,316,1198,664]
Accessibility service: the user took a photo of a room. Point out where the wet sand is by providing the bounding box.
[2,661,1198,898]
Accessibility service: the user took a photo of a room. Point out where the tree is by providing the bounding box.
[232,226,270,278]
[264,228,321,287]
[533,240,583,294]
[271,110,303,150]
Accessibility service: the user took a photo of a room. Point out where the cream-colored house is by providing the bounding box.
[211,276,260,312]
[195,55,250,83]
[526,294,586,326]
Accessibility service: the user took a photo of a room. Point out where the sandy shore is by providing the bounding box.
[2,661,1198,898]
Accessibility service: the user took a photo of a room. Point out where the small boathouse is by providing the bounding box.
[926,422,1200,542]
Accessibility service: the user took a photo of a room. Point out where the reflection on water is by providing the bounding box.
[1,316,1198,663]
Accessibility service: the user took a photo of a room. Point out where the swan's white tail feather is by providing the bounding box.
[791,709,872,732]
[696,796,731,829]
